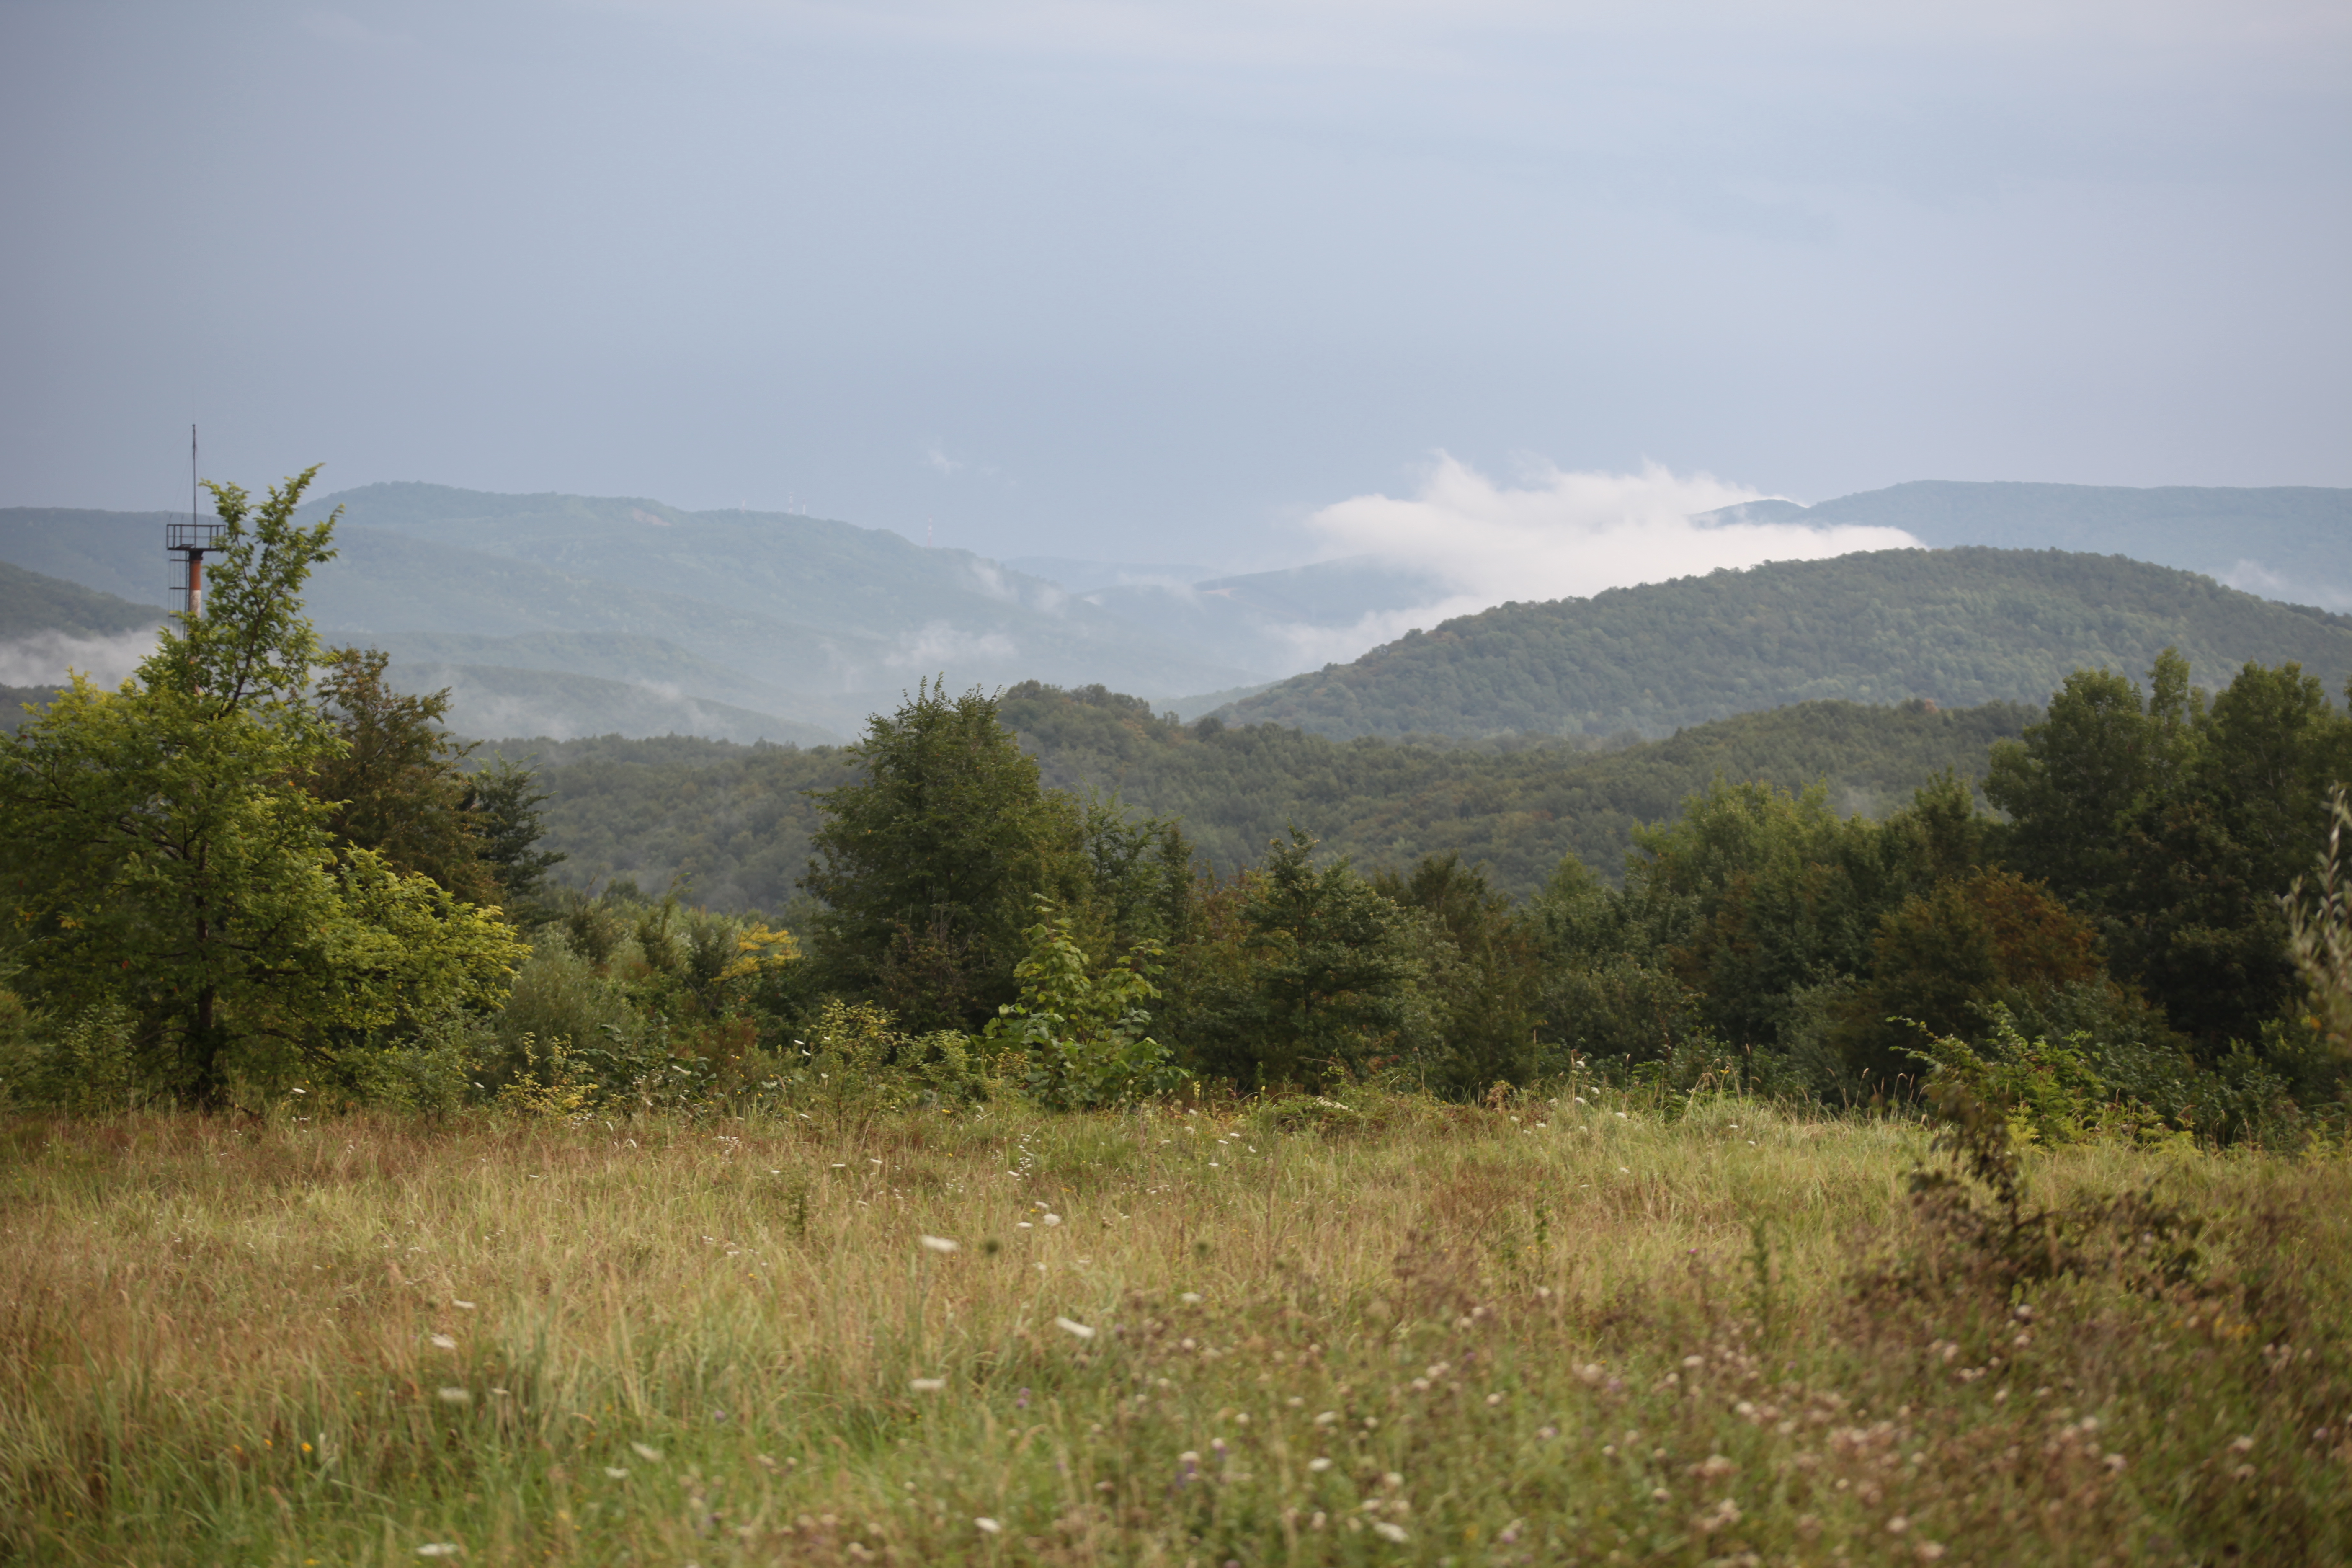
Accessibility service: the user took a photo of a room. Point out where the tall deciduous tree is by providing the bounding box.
[1372,851,1545,1095]
[309,647,492,902]
[1987,650,2352,1051]
[1211,830,1424,1088]
[0,469,523,1106]
[802,679,1086,1029]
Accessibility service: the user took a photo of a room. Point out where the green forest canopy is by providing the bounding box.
[513,686,2032,911]
[1219,547,2352,740]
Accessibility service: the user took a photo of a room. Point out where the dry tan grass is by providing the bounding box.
[3,1093,2347,1565]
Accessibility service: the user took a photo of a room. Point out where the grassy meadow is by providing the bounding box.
[5,1091,2349,1566]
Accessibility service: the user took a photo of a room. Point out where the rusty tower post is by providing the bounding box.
[168,424,222,616]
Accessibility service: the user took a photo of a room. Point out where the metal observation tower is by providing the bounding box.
[168,424,222,616]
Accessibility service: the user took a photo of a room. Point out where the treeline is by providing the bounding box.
[1221,546,2352,740]
[524,686,2029,909]
[691,662,2352,1140]
[3,470,2349,1143]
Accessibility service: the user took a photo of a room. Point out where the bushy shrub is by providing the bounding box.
[1908,1008,2130,1145]
[325,1011,493,1115]
[490,931,645,1075]
[985,901,1186,1109]
[0,998,145,1112]
[777,999,1006,1111]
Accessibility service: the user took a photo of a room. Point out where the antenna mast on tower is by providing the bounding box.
[167,424,223,617]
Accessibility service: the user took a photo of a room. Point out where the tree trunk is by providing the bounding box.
[187,982,225,1110]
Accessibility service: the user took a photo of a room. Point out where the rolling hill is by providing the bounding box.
[0,490,1266,741]
[0,543,836,744]
[1215,547,2352,740]
[0,558,167,637]
[0,560,168,725]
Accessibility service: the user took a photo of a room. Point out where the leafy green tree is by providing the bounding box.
[802,679,1086,1029]
[985,897,1185,1109]
[1625,778,1895,1049]
[464,754,566,913]
[1186,830,1424,1088]
[1527,852,1706,1069]
[309,647,493,902]
[1831,869,2113,1084]
[1548,771,1988,1076]
[0,469,523,1106]
[1988,650,2352,1051]
[1078,794,1198,952]
[2287,787,2352,1060]
[1372,851,1544,1094]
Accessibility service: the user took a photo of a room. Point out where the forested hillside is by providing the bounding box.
[517,685,2030,909]
[1220,547,2352,739]
[0,558,166,637]
[0,561,166,731]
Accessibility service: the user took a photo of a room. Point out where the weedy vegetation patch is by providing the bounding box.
[4,1093,2348,1566]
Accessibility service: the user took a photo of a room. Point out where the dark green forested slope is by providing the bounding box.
[0,559,166,637]
[1219,548,2352,740]
[0,562,165,734]
[516,686,2029,910]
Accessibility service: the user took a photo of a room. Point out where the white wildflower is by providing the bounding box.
[1372,1521,1409,1543]
[450,1300,476,1311]
[1055,1316,1096,1340]
[430,1334,459,1350]
[415,1546,461,1558]
[920,1235,960,1254]
[436,1387,471,1404]
[1042,1213,1063,1228]
[631,1442,664,1462]
[975,1518,1002,1534]
[910,1377,947,1392]
[603,1467,629,1479]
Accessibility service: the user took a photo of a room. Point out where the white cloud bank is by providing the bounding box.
[1269,455,1922,668]
[0,629,162,690]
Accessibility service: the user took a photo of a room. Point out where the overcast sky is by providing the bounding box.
[4,0,2347,572]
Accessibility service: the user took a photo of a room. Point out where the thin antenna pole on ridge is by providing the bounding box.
[170,424,221,617]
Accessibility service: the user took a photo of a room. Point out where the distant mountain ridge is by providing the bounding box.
[1697,480,2352,609]
[0,488,1270,742]
[1215,547,2352,740]
[5,477,2346,745]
